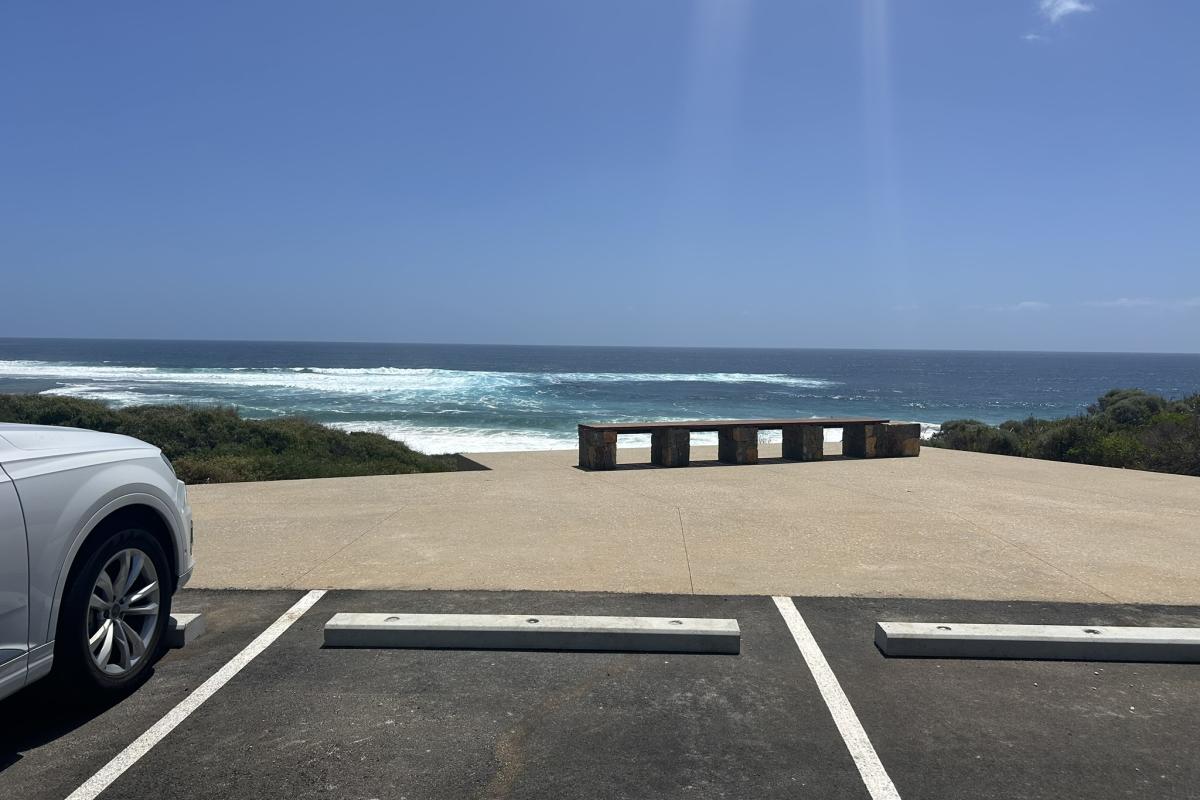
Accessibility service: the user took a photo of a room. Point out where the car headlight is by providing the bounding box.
[160,452,177,478]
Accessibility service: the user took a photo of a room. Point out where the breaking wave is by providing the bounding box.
[0,358,942,453]
[0,361,834,398]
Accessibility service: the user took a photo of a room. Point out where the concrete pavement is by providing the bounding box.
[186,445,1200,604]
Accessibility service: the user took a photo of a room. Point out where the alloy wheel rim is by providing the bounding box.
[86,547,161,676]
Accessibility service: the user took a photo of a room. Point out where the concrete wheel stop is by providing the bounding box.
[875,621,1200,662]
[166,613,207,649]
[323,613,741,654]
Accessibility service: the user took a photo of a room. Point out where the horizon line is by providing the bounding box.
[0,335,1197,358]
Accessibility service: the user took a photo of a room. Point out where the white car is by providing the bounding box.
[0,423,193,701]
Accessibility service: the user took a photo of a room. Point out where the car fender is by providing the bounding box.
[8,457,188,647]
[45,489,185,641]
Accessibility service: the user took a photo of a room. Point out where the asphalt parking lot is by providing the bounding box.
[2,590,1199,800]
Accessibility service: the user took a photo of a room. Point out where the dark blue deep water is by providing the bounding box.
[2,339,1198,453]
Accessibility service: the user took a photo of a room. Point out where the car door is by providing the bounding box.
[0,462,30,697]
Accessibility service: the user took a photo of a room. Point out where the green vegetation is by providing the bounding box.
[929,389,1200,476]
[0,394,457,483]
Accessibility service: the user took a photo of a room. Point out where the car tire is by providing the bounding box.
[54,526,173,699]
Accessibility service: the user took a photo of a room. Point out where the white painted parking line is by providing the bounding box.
[773,596,900,800]
[65,590,326,800]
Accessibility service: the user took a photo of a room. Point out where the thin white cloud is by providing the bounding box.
[1087,297,1200,310]
[965,300,1051,312]
[967,297,1200,313]
[1040,0,1094,23]
[1085,297,1155,308]
[1022,32,1046,42]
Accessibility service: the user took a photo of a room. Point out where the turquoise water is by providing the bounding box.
[2,339,1197,453]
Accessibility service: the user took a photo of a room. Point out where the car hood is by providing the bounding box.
[0,423,156,462]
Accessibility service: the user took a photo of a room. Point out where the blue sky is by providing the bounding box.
[2,1,1197,352]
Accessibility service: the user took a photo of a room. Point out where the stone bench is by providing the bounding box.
[578,418,921,471]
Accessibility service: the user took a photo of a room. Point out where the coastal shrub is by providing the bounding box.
[999,416,1056,441]
[1029,419,1094,463]
[1140,412,1200,475]
[929,419,1022,456]
[1089,389,1167,428]
[1091,431,1146,468]
[0,393,124,431]
[928,389,1200,477]
[0,394,457,483]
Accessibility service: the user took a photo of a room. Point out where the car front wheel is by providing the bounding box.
[56,527,172,697]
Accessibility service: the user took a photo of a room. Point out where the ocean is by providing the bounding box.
[1,339,1198,454]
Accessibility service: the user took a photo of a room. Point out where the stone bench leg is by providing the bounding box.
[841,423,879,458]
[717,426,758,465]
[651,427,691,467]
[578,429,617,470]
[782,425,823,461]
[877,422,921,457]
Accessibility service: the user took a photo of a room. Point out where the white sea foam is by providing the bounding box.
[332,420,941,453]
[45,385,190,407]
[1,359,939,454]
[1,360,836,397]
[326,422,577,453]
[329,421,865,453]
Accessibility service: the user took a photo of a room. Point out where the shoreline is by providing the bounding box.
[328,419,945,455]
[7,345,1190,456]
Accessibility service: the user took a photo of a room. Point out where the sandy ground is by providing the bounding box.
[185,443,1200,604]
